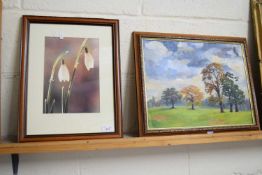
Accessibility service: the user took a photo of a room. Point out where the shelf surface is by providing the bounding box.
[0,131,262,154]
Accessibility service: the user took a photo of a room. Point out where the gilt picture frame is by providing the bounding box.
[19,15,122,142]
[251,0,262,87]
[0,0,2,142]
[133,32,260,136]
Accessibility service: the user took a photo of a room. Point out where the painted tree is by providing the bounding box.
[201,63,225,113]
[231,84,245,112]
[161,90,169,106]
[147,96,156,108]
[180,85,204,110]
[207,95,220,106]
[222,72,238,112]
[161,88,181,108]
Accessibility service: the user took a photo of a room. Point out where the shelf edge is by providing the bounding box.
[0,131,262,154]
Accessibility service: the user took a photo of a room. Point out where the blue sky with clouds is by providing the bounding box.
[142,38,250,100]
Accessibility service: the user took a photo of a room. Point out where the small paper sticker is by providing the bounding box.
[101,126,113,132]
[207,131,214,134]
[51,32,64,39]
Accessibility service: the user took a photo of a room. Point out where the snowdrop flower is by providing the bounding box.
[84,47,94,71]
[58,59,70,82]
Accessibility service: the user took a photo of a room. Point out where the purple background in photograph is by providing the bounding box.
[43,37,100,113]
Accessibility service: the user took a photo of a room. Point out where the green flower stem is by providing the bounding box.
[64,39,88,112]
[61,86,64,113]
[44,50,69,113]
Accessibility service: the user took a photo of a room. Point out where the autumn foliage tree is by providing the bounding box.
[181,85,204,110]
[201,63,225,113]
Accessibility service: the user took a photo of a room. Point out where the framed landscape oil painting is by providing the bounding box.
[19,16,122,142]
[133,32,260,136]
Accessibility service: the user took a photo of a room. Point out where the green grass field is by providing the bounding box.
[148,106,254,129]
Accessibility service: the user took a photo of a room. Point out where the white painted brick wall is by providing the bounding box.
[143,0,249,21]
[23,0,142,15]
[3,0,20,9]
[1,0,262,175]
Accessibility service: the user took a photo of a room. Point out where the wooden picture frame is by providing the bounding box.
[19,15,122,142]
[133,32,260,136]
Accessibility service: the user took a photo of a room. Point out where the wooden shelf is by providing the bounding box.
[0,131,262,154]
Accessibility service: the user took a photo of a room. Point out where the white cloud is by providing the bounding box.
[145,41,172,59]
[166,59,196,78]
[210,55,223,63]
[191,42,204,49]
[177,42,194,52]
[226,50,235,57]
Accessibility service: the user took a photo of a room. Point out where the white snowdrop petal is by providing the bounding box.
[84,53,94,71]
[58,64,70,82]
